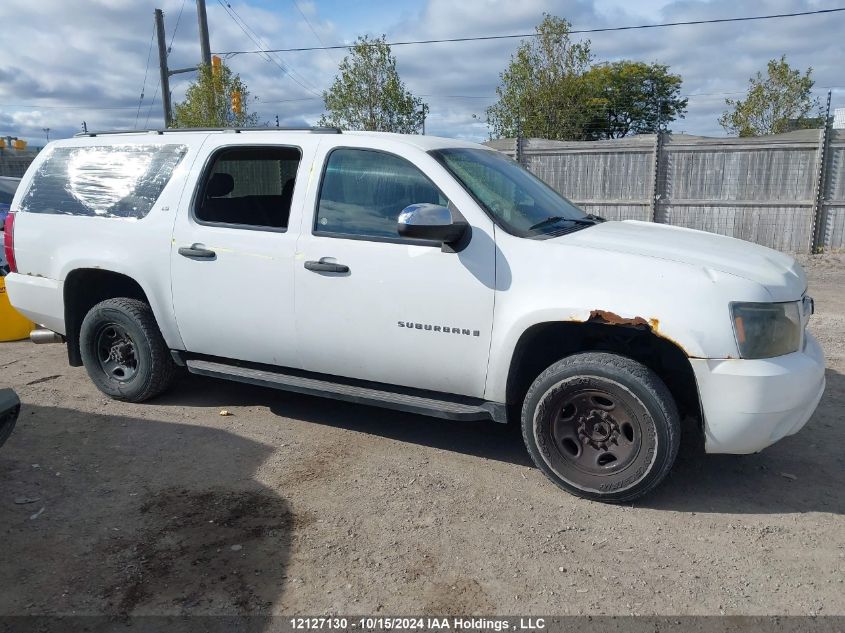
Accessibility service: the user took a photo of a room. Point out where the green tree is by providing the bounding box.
[718,55,820,136]
[581,61,687,139]
[319,35,427,133]
[486,14,593,140]
[172,61,259,128]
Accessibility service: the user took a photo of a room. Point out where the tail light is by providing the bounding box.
[3,212,17,273]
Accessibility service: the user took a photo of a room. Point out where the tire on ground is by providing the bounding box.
[521,351,680,503]
[79,297,176,402]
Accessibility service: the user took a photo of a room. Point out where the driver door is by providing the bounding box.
[294,142,496,398]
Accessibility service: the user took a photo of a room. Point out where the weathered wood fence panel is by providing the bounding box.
[487,129,843,253]
[820,130,845,252]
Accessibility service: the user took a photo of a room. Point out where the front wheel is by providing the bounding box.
[79,298,176,402]
[521,352,680,503]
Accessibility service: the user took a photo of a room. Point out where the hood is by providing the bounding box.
[559,220,805,301]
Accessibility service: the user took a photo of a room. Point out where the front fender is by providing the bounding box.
[483,236,770,403]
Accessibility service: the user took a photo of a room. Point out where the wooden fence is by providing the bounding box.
[487,128,845,253]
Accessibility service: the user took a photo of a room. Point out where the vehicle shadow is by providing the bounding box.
[155,368,845,515]
[156,373,535,468]
[0,404,294,618]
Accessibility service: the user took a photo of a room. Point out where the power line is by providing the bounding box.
[419,94,496,100]
[1,103,141,110]
[229,2,324,97]
[134,26,157,128]
[143,85,160,128]
[215,7,845,56]
[221,0,324,96]
[290,0,340,63]
[215,0,323,97]
[167,0,187,55]
[260,96,322,103]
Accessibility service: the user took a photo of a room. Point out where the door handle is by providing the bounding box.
[304,258,349,273]
[178,244,216,260]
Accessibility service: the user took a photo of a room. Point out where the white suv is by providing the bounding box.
[3,127,826,502]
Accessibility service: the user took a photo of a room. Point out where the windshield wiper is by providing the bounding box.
[529,215,600,231]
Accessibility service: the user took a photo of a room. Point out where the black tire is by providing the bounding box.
[521,352,680,503]
[79,298,176,402]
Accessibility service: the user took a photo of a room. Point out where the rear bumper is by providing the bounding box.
[691,333,826,454]
[3,272,64,334]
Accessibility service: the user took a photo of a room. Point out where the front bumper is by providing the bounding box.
[691,332,826,454]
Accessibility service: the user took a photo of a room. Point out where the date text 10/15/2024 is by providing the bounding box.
[290,617,547,631]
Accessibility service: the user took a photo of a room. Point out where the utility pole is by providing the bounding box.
[154,3,212,127]
[155,9,173,127]
[196,0,212,66]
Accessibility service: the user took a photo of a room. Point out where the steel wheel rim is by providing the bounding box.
[95,322,139,383]
[549,387,642,477]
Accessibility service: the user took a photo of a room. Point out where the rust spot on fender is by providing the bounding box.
[588,309,650,328]
[585,311,698,358]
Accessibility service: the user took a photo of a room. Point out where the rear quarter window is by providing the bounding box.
[19,144,187,218]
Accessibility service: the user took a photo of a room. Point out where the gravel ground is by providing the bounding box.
[0,255,843,617]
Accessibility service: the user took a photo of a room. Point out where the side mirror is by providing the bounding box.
[397,203,468,245]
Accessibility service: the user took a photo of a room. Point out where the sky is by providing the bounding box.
[0,0,843,146]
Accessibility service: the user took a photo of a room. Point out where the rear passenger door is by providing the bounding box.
[171,137,316,367]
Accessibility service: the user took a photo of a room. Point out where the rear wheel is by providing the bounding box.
[79,298,175,402]
[521,352,680,503]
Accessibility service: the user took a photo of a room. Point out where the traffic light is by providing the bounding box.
[211,55,222,81]
[231,90,242,115]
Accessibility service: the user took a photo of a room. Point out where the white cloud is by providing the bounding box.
[0,0,842,144]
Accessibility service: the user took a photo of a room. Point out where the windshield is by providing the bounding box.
[431,148,590,237]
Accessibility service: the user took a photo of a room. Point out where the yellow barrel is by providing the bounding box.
[0,277,34,342]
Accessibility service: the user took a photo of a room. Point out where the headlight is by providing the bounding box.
[731,301,802,359]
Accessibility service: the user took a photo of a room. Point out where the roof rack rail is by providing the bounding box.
[75,126,342,137]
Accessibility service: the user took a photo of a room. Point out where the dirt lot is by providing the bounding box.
[0,255,843,617]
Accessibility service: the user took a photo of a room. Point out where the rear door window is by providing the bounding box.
[194,146,301,230]
[19,144,187,218]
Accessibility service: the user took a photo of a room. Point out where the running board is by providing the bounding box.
[185,359,507,423]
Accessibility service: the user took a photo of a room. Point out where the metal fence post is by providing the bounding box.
[650,131,664,223]
[810,91,833,252]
